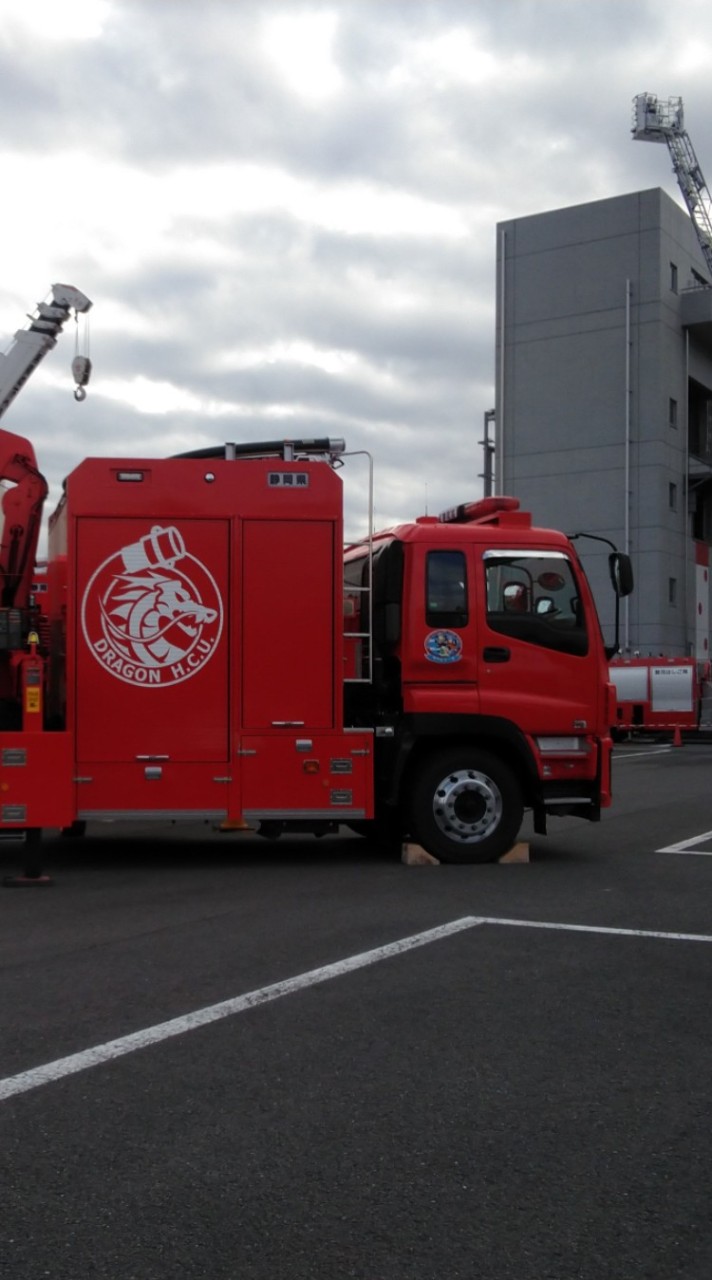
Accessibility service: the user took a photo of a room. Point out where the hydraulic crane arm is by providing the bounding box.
[0,429,48,610]
[0,282,92,422]
[0,283,91,613]
[632,93,712,281]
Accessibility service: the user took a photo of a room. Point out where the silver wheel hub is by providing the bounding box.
[432,768,502,843]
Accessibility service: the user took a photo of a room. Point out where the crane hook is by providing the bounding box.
[72,355,92,403]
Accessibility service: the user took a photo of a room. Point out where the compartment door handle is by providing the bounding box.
[483,646,511,663]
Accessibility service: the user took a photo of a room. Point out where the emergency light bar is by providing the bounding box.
[438,496,520,523]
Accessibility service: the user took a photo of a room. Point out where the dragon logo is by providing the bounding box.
[81,525,223,687]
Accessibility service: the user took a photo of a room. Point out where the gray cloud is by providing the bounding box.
[2,0,712,553]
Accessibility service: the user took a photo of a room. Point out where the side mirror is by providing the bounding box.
[609,552,634,598]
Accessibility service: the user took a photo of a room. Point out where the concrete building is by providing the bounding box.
[494,187,712,662]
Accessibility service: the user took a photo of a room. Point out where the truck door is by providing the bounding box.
[400,544,480,708]
[478,549,599,732]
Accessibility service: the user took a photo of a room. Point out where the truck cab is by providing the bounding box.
[344,497,628,863]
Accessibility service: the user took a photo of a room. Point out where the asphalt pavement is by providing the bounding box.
[1,739,711,1280]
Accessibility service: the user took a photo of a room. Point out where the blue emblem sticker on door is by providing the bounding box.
[424,630,462,663]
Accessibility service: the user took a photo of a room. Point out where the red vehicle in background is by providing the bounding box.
[609,655,708,737]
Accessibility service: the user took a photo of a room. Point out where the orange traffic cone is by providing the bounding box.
[672,725,682,747]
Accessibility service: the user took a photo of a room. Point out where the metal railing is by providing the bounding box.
[342,450,374,685]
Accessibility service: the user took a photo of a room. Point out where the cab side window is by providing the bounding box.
[426,550,468,627]
[485,551,588,656]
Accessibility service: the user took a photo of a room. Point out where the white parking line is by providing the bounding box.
[0,916,481,1102]
[3,913,712,1103]
[657,829,712,855]
[477,916,712,941]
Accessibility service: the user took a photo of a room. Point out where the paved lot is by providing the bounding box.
[1,740,712,1279]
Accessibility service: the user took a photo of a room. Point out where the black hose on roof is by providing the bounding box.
[171,438,340,460]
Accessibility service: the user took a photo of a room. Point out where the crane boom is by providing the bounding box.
[0,283,92,630]
[0,283,92,422]
[632,93,712,282]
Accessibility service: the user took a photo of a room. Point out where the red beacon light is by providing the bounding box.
[438,496,521,524]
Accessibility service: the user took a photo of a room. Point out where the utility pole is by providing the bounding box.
[480,409,496,496]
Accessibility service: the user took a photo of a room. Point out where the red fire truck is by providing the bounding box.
[609,655,707,737]
[0,431,633,869]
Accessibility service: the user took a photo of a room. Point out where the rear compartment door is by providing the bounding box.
[75,517,229,762]
[240,519,335,730]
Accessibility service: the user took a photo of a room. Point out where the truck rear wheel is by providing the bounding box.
[408,747,524,865]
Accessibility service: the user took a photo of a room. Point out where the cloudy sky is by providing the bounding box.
[1,0,711,549]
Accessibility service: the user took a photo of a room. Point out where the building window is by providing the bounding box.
[668,577,677,606]
[670,262,678,293]
[691,483,712,544]
[692,268,708,288]
[669,482,678,510]
[669,397,678,429]
[688,378,712,464]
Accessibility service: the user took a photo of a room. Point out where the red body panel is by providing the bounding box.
[75,516,229,762]
[0,462,615,836]
[0,453,357,830]
[239,732,373,820]
[0,733,73,828]
[241,520,335,730]
[75,762,232,819]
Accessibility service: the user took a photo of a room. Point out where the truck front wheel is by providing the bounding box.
[408,747,524,864]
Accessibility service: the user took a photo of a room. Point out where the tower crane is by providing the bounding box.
[632,93,712,282]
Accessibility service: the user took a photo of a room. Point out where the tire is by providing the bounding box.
[408,747,524,865]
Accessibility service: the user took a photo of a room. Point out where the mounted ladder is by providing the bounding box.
[632,93,712,281]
